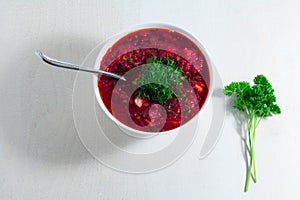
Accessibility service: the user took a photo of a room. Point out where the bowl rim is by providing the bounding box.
[93,22,215,136]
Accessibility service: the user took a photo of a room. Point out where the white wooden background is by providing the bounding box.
[0,0,299,199]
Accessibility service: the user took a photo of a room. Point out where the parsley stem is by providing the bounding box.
[252,116,258,183]
[245,115,258,192]
[247,114,257,183]
[245,101,256,181]
[253,155,257,183]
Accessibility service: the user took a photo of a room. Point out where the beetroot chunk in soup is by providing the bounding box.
[98,28,210,132]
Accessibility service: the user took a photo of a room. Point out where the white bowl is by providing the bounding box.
[93,22,214,138]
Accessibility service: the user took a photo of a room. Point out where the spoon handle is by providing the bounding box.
[35,50,126,81]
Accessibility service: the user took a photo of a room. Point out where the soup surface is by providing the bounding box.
[98,28,210,132]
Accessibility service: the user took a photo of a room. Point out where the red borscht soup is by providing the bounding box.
[98,28,210,132]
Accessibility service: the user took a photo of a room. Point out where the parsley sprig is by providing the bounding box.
[224,74,281,192]
[136,57,185,105]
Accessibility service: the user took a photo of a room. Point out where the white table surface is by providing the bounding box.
[0,0,299,199]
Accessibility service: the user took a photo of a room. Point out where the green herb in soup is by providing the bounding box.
[136,57,185,105]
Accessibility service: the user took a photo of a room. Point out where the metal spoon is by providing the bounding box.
[35,50,126,81]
